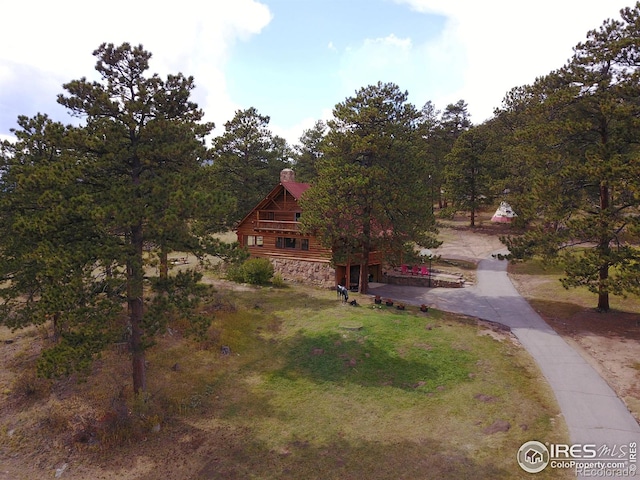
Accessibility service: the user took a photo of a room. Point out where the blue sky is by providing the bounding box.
[226,0,449,125]
[0,0,633,146]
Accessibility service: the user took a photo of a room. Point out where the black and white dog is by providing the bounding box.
[336,284,349,303]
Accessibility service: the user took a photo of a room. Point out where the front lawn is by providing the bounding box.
[0,284,570,479]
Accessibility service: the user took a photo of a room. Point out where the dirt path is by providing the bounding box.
[433,222,508,262]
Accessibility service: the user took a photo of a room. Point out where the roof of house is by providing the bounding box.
[235,181,311,230]
[281,181,310,200]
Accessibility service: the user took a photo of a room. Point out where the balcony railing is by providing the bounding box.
[255,220,301,232]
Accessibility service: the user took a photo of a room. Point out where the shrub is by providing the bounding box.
[11,367,51,401]
[242,258,274,285]
[227,258,274,285]
[225,263,245,283]
[271,272,287,288]
[437,206,456,219]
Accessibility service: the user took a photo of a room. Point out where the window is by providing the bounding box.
[246,235,263,247]
[295,212,301,222]
[276,237,309,250]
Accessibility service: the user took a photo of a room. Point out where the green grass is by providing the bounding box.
[152,285,570,479]
[0,284,571,479]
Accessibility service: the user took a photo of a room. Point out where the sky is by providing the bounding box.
[0,0,635,146]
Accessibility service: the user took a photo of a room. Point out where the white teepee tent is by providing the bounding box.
[491,201,517,223]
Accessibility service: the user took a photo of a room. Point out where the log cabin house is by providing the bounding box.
[235,169,382,289]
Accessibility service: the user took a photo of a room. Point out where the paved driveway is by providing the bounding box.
[370,253,640,469]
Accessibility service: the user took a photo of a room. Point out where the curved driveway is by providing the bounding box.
[370,253,640,451]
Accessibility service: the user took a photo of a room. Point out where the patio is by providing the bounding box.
[381,265,465,288]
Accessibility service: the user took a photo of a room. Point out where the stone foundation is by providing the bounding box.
[270,258,335,289]
[382,270,465,288]
[267,259,464,290]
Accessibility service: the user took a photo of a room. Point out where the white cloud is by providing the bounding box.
[338,34,415,95]
[394,0,632,121]
[0,0,272,136]
[334,29,467,120]
[0,133,15,144]
[3,0,632,144]
[272,108,334,148]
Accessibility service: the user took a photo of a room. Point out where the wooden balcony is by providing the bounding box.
[255,219,301,232]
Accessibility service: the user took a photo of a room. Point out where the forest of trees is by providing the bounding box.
[2,4,640,392]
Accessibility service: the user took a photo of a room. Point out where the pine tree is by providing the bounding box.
[293,120,326,183]
[431,100,472,208]
[0,114,121,376]
[209,107,291,223]
[300,82,438,293]
[57,43,214,392]
[500,5,640,311]
[444,124,497,227]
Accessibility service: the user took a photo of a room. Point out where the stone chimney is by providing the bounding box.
[280,168,295,183]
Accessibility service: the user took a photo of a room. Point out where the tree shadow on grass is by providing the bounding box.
[100,417,516,480]
[236,287,340,313]
[193,433,512,480]
[273,330,475,392]
[530,298,640,339]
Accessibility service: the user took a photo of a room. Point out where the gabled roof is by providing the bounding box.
[235,181,311,229]
[281,181,310,200]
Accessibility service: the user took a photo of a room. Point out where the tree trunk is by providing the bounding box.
[359,254,369,295]
[597,263,610,312]
[359,212,372,294]
[597,184,610,312]
[470,168,476,227]
[159,243,168,280]
[437,180,446,208]
[129,222,147,394]
[52,312,61,343]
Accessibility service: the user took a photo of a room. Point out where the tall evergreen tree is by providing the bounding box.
[416,101,442,213]
[293,120,326,183]
[0,114,125,377]
[433,100,472,208]
[57,43,214,392]
[444,125,496,227]
[487,83,551,227]
[300,82,438,293]
[440,100,473,137]
[500,4,640,311]
[209,107,291,222]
